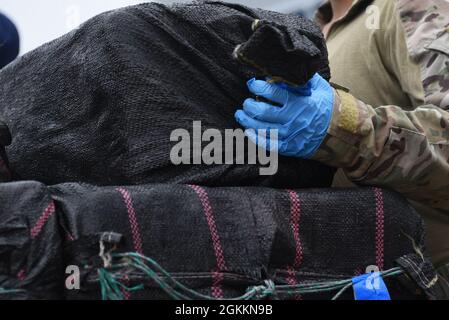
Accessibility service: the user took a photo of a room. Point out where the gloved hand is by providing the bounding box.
[235,73,334,159]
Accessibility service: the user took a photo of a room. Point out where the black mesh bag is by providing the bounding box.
[48,183,436,300]
[0,1,333,187]
[0,182,64,299]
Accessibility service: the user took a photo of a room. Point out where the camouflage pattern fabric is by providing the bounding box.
[313,0,449,215]
[398,0,449,109]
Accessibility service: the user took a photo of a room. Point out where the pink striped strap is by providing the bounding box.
[116,187,144,255]
[188,185,227,298]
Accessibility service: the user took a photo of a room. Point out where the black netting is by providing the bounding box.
[0,182,431,300]
[0,2,438,301]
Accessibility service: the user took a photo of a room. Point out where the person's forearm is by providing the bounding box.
[312,89,449,211]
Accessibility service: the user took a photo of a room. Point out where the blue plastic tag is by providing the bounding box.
[352,272,391,300]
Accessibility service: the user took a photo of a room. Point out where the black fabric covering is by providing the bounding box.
[0,118,12,182]
[0,1,333,187]
[0,182,434,300]
[0,1,435,301]
[47,184,427,300]
[397,254,439,299]
[0,182,63,299]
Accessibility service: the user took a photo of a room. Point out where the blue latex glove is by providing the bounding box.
[235,73,334,159]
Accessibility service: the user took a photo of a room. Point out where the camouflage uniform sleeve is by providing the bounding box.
[311,0,449,211]
[397,0,449,110]
[312,89,449,211]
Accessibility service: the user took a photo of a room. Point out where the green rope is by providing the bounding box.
[98,268,144,300]
[0,287,26,295]
[97,252,404,300]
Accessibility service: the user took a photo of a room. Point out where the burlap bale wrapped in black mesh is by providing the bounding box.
[49,183,435,300]
[0,1,333,187]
